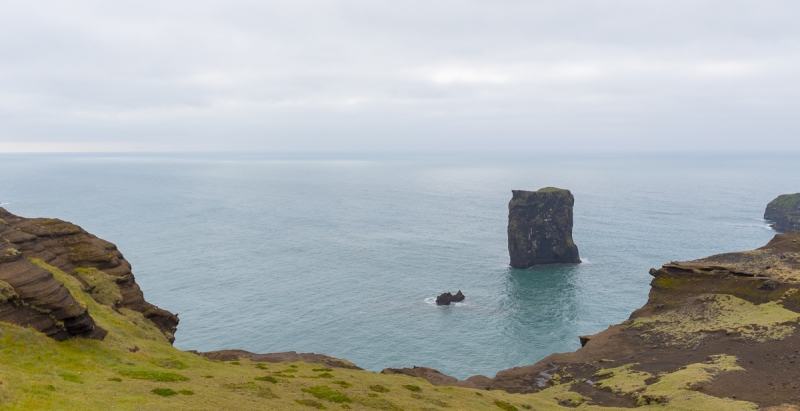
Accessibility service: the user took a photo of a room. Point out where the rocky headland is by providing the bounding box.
[0,208,177,342]
[508,188,580,268]
[766,193,800,232]
[4,204,800,409]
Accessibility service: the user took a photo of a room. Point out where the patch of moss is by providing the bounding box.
[401,385,421,392]
[410,393,448,407]
[296,399,327,409]
[594,363,652,394]
[590,355,756,409]
[332,380,352,388]
[301,386,352,403]
[74,267,123,306]
[58,372,82,384]
[151,388,178,397]
[178,390,195,395]
[153,358,187,370]
[313,367,333,372]
[107,377,122,382]
[64,241,113,263]
[254,375,278,383]
[369,384,390,393]
[223,382,278,398]
[317,372,334,378]
[632,293,800,345]
[0,279,18,303]
[358,397,403,410]
[119,369,189,382]
[494,400,518,411]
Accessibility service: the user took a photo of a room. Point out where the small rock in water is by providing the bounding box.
[436,290,465,305]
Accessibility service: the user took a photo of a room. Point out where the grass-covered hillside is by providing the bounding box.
[0,259,765,410]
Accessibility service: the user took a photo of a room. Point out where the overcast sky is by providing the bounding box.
[1,1,799,153]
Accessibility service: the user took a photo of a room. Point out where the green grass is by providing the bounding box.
[295,399,327,409]
[74,267,123,306]
[58,372,82,384]
[0,258,762,410]
[369,385,389,393]
[119,370,190,382]
[152,388,178,397]
[495,400,518,411]
[301,386,351,403]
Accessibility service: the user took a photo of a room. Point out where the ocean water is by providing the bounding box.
[0,153,796,379]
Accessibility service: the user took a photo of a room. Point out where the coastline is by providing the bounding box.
[2,206,800,409]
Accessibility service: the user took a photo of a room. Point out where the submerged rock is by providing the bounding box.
[765,193,800,232]
[436,290,465,305]
[507,188,580,268]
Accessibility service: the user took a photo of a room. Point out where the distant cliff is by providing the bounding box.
[507,188,580,268]
[765,193,800,232]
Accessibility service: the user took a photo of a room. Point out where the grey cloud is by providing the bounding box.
[1,1,799,152]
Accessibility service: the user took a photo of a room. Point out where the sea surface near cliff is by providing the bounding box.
[0,153,796,379]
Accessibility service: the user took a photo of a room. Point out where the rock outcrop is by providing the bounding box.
[435,290,465,305]
[765,193,800,232]
[196,349,362,370]
[0,235,106,340]
[402,231,800,409]
[507,188,580,268]
[0,208,178,342]
[381,366,459,385]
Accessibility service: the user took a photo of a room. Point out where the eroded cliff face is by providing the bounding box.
[508,188,580,268]
[0,208,178,342]
[447,231,800,409]
[766,193,800,232]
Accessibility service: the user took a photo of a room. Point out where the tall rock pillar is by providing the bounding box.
[508,187,580,268]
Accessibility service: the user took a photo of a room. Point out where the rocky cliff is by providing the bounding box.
[7,206,800,409]
[0,207,178,342]
[766,193,800,232]
[508,188,580,268]
[396,231,800,409]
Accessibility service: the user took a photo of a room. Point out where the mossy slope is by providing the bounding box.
[0,260,761,410]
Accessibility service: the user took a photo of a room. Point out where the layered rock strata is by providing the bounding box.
[0,208,178,342]
[507,188,580,268]
[765,193,800,232]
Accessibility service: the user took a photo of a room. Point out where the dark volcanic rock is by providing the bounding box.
[507,188,580,268]
[381,366,459,386]
[196,350,362,369]
[765,193,800,232]
[0,207,178,342]
[436,290,464,305]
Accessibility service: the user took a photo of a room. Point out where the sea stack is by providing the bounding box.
[765,193,800,232]
[507,188,580,268]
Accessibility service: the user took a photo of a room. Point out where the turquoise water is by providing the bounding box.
[0,153,796,379]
